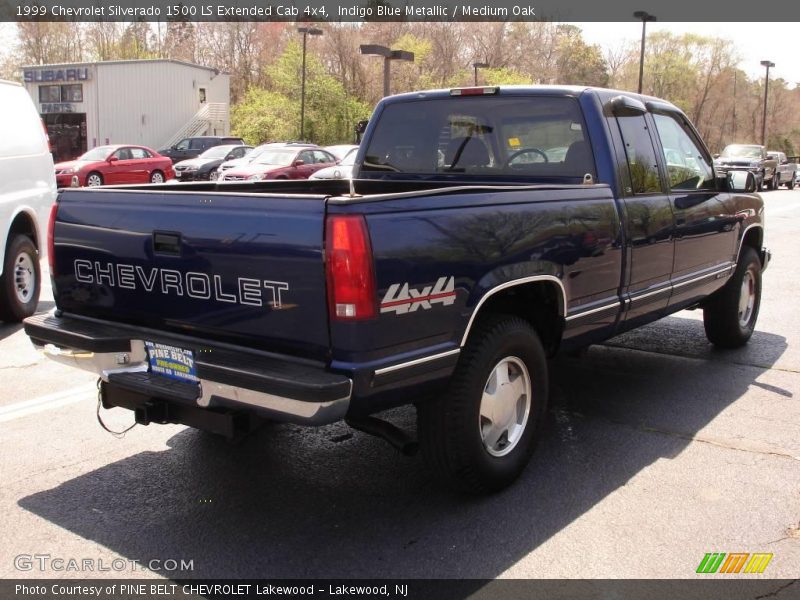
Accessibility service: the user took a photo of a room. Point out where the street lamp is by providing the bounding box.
[297,26,323,141]
[472,62,489,86]
[360,44,415,97]
[760,60,775,146]
[633,10,656,94]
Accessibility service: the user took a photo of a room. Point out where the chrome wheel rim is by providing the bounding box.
[738,270,756,327]
[479,356,531,457]
[14,251,35,304]
[87,174,102,187]
[151,172,164,183]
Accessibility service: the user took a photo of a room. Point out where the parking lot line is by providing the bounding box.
[0,383,96,423]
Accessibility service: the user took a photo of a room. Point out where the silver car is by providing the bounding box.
[310,147,358,180]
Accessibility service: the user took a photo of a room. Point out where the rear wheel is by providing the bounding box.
[0,234,40,322]
[86,172,103,187]
[788,173,795,190]
[418,315,548,494]
[150,170,164,184]
[703,247,762,348]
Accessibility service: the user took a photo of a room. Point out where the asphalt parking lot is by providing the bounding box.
[1,189,799,581]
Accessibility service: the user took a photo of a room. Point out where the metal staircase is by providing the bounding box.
[162,103,228,148]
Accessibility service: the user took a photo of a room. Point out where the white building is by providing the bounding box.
[22,59,231,162]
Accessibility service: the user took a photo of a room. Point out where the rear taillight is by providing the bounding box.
[47,203,58,276]
[325,215,376,320]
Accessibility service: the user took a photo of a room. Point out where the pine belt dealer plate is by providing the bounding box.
[145,341,198,383]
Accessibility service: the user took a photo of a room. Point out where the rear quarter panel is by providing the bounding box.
[328,185,622,362]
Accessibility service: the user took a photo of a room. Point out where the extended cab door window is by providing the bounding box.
[651,110,737,295]
[616,114,663,195]
[614,112,675,320]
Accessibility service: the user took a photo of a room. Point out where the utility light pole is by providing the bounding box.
[760,60,775,146]
[297,26,323,141]
[360,45,415,97]
[633,11,656,94]
[472,62,489,86]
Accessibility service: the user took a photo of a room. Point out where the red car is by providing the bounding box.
[54,145,175,188]
[220,144,337,181]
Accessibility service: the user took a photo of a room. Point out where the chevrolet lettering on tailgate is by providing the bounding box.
[73,259,289,308]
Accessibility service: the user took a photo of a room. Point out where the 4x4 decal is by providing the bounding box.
[380,276,456,315]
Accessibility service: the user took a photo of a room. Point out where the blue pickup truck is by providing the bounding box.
[25,86,769,493]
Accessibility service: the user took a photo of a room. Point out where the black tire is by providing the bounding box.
[85,171,103,187]
[703,247,762,348]
[150,170,164,184]
[417,315,548,494]
[788,174,795,190]
[0,234,41,322]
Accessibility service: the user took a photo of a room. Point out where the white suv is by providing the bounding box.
[0,80,56,321]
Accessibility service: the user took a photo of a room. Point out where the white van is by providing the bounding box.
[0,80,56,321]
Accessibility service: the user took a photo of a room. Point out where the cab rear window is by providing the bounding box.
[361,95,595,180]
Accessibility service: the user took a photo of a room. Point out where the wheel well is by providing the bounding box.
[740,226,763,264]
[7,211,39,250]
[467,282,564,355]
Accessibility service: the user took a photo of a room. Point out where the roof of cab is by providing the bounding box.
[379,84,680,112]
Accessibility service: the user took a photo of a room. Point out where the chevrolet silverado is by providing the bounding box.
[25,86,770,493]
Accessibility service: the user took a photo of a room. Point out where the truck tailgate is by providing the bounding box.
[52,188,330,360]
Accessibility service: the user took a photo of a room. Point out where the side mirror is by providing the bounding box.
[713,153,720,159]
[293,159,305,167]
[107,156,118,163]
[727,170,756,193]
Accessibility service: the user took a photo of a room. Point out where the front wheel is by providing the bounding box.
[788,173,795,190]
[150,170,164,184]
[86,172,103,187]
[0,234,41,322]
[417,315,548,494]
[703,247,762,348]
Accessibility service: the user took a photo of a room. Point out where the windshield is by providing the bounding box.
[199,145,235,159]
[78,146,114,161]
[722,145,762,158]
[361,95,594,180]
[253,149,296,166]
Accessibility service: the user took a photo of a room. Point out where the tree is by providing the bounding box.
[232,42,371,145]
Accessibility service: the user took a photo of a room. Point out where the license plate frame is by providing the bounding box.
[145,341,198,383]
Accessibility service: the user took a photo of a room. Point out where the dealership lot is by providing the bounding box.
[0,190,799,580]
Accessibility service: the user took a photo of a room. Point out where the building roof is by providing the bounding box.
[21,58,222,75]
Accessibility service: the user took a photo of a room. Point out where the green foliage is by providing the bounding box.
[230,89,297,145]
[232,41,371,145]
[480,67,532,86]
